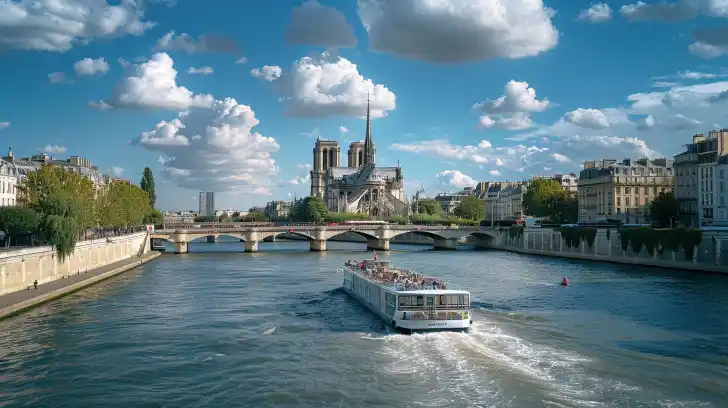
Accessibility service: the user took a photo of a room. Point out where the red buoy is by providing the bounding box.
[561,277,569,286]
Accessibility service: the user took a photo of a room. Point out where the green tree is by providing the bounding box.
[411,199,442,216]
[550,194,578,224]
[650,192,679,228]
[140,167,156,207]
[293,196,328,222]
[19,165,96,230]
[241,212,268,222]
[453,196,485,220]
[522,178,565,218]
[0,206,39,246]
[144,208,163,225]
[97,181,151,227]
[37,190,85,261]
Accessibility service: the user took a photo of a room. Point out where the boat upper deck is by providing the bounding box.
[344,260,464,293]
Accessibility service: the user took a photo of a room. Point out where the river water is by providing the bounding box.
[1,239,727,408]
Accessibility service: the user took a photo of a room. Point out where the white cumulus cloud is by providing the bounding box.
[286,0,356,47]
[41,144,67,154]
[187,66,214,75]
[107,53,213,110]
[110,166,124,177]
[339,125,349,133]
[48,72,71,84]
[489,170,501,176]
[270,52,396,118]
[577,3,612,22]
[153,31,240,54]
[563,108,612,129]
[473,80,550,128]
[74,57,110,76]
[251,65,282,82]
[0,0,155,52]
[437,170,477,189]
[0,122,10,130]
[132,98,280,194]
[357,0,558,63]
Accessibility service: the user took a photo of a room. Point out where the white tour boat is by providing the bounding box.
[339,255,472,333]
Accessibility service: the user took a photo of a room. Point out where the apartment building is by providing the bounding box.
[264,200,294,220]
[578,158,674,224]
[483,181,528,221]
[684,130,728,226]
[674,141,699,227]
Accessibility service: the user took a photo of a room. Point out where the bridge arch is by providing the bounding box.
[260,231,313,241]
[390,230,447,241]
[326,230,379,241]
[184,233,247,242]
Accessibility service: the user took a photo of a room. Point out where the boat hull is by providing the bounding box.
[342,286,470,334]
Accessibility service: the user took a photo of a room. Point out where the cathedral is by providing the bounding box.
[310,100,408,218]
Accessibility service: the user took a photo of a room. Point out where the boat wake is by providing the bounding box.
[373,319,711,408]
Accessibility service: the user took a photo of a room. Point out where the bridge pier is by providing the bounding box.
[367,238,390,251]
[433,238,457,250]
[206,235,218,243]
[173,242,188,254]
[244,241,258,252]
[310,240,327,251]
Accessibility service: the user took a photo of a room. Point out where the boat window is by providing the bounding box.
[458,295,465,305]
[426,296,434,306]
[399,296,409,307]
[416,296,424,306]
[440,295,446,305]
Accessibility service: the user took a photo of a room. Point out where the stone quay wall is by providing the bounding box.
[0,232,150,295]
[487,228,728,274]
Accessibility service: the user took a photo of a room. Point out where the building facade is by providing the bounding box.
[264,200,294,220]
[198,192,215,217]
[674,141,699,227]
[309,99,407,218]
[683,130,728,226]
[578,158,675,224]
[483,181,527,221]
[1,149,107,205]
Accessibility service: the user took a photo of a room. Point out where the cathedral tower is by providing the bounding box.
[310,137,340,197]
[363,95,376,165]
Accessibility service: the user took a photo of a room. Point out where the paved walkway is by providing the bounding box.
[0,251,161,312]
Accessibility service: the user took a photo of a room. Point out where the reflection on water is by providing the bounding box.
[1,239,727,407]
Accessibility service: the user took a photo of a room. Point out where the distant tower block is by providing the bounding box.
[348,141,365,168]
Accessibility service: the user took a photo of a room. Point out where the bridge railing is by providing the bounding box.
[157,222,482,233]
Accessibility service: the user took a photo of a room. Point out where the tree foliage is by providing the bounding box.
[522,179,564,218]
[522,179,578,223]
[140,167,156,207]
[617,227,703,261]
[144,208,163,225]
[17,165,153,259]
[411,199,442,216]
[454,196,484,220]
[292,196,328,222]
[650,192,679,227]
[0,206,39,245]
[96,181,152,227]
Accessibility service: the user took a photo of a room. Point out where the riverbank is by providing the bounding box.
[487,228,728,274]
[0,251,161,320]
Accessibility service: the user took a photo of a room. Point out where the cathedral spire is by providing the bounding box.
[363,94,375,165]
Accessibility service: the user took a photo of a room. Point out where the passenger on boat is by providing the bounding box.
[349,261,447,290]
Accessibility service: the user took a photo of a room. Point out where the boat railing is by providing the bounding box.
[401,310,469,321]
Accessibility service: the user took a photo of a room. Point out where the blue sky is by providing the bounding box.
[2,0,728,211]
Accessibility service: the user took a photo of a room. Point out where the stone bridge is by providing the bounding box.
[150,224,495,253]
